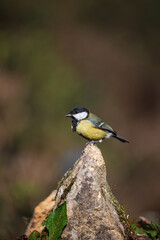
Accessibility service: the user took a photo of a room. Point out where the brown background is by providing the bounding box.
[0,0,160,238]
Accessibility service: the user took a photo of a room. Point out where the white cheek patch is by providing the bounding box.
[106,132,113,139]
[73,112,88,121]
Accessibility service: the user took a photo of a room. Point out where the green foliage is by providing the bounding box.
[28,230,40,240]
[131,220,160,240]
[28,202,67,240]
[42,202,67,240]
[131,223,148,236]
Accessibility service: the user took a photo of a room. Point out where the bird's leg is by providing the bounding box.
[85,139,103,146]
[85,141,93,146]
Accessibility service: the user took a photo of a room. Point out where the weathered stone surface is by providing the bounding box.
[54,143,127,240]
[26,143,130,239]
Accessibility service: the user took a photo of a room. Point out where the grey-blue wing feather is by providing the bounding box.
[88,114,116,134]
[87,113,129,143]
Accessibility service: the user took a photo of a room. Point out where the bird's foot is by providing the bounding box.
[85,141,93,146]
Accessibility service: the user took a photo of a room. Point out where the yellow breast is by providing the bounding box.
[76,120,107,140]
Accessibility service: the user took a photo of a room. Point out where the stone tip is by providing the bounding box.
[83,142,102,157]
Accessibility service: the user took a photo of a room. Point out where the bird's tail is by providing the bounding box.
[112,134,129,143]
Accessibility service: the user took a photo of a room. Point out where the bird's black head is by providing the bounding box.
[65,107,89,121]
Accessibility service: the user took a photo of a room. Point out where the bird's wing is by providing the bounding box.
[88,113,116,134]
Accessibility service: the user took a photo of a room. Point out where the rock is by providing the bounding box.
[26,143,130,239]
[55,143,129,239]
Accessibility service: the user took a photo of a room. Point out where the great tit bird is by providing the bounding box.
[65,107,129,143]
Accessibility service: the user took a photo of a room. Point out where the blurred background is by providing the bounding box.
[0,0,160,238]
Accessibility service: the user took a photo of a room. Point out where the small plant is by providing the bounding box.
[131,217,160,240]
[28,201,67,240]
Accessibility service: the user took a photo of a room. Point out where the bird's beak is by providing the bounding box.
[65,113,72,117]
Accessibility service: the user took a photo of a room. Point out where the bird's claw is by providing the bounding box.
[86,141,95,146]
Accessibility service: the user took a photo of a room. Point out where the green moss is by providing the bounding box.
[55,167,77,208]
[60,179,75,201]
[55,154,83,201]
[56,168,74,197]
[101,184,131,237]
